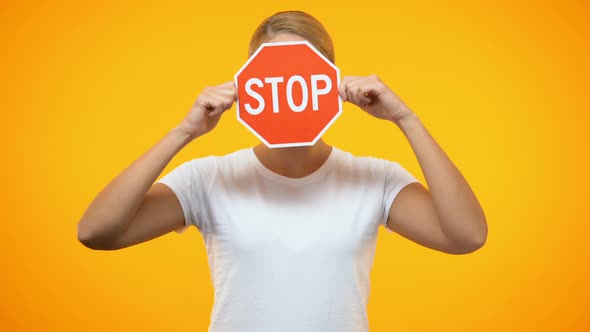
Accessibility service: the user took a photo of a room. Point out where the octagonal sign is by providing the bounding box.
[234,41,342,148]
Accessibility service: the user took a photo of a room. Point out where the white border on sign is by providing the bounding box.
[234,40,343,148]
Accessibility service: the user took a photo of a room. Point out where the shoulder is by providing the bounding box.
[184,147,253,176]
[332,146,400,178]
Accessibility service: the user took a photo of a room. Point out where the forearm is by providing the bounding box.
[396,113,487,247]
[77,126,194,242]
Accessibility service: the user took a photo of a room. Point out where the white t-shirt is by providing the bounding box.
[156,146,420,332]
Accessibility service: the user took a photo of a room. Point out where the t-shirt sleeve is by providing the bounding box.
[381,160,421,228]
[155,158,212,234]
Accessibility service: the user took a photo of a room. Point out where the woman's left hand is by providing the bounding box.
[339,75,415,126]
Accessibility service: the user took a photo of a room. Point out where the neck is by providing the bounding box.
[253,139,333,178]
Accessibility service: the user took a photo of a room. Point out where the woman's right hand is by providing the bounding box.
[177,81,237,140]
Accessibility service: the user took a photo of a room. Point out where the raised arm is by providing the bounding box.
[339,75,487,255]
[77,82,236,250]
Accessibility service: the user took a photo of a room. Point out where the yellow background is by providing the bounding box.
[1,0,588,331]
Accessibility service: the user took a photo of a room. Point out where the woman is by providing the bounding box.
[77,10,487,332]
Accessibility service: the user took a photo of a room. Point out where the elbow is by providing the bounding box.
[77,220,118,251]
[77,221,100,250]
[448,228,488,255]
[464,231,487,254]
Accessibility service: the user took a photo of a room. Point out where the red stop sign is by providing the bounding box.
[234,41,342,148]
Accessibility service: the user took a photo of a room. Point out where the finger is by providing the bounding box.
[359,91,372,105]
[218,90,238,103]
[216,95,235,112]
[354,85,371,105]
[217,81,237,93]
[346,84,355,105]
[209,108,226,117]
[218,81,235,88]
[347,85,364,106]
[351,79,383,99]
[200,93,228,114]
[206,84,237,105]
[361,81,386,100]
[343,79,368,106]
[210,90,237,107]
[339,76,364,101]
[339,77,350,102]
[204,82,236,105]
[209,103,228,115]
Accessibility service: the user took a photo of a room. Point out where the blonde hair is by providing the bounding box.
[248,11,335,64]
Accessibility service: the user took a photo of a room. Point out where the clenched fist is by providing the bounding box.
[339,75,415,127]
[177,81,237,140]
